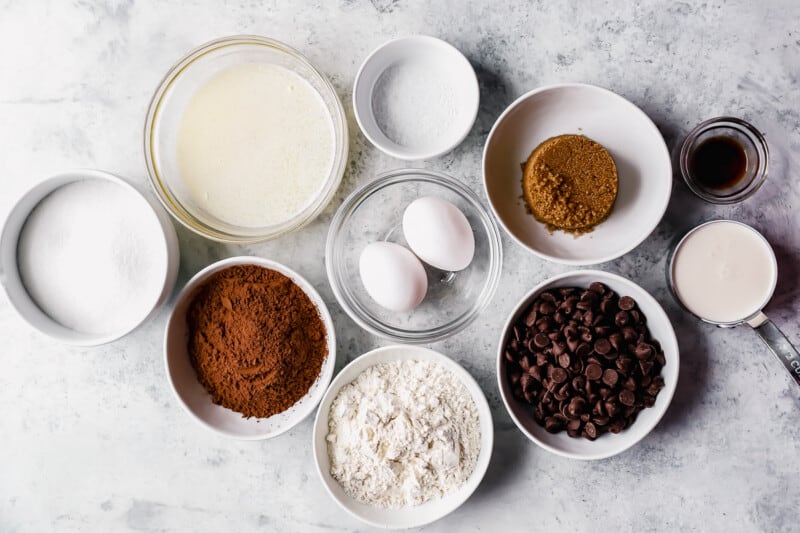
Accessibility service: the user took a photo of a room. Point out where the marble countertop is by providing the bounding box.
[1,1,799,531]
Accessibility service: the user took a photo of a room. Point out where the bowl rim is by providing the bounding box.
[143,34,349,243]
[163,255,337,440]
[495,269,680,460]
[481,82,672,266]
[352,34,480,161]
[311,344,494,528]
[325,168,503,343]
[0,169,178,346]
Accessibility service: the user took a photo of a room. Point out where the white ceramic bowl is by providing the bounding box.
[0,169,180,346]
[497,270,679,460]
[313,345,493,529]
[353,35,479,160]
[164,256,336,440]
[483,83,672,265]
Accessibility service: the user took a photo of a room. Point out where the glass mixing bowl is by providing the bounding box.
[144,35,348,243]
[326,169,503,343]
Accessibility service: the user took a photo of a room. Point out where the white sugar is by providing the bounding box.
[17,179,167,336]
[371,58,460,151]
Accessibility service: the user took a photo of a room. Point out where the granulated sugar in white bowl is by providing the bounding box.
[353,35,479,160]
[0,170,179,345]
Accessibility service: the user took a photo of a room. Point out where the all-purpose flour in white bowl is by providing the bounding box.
[326,359,480,509]
[313,345,493,529]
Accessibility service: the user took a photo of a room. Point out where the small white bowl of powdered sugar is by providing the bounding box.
[353,35,480,160]
[0,169,179,345]
[312,344,493,529]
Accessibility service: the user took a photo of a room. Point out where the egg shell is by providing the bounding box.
[402,196,475,271]
[359,242,428,312]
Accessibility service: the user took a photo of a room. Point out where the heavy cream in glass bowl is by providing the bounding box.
[145,35,348,243]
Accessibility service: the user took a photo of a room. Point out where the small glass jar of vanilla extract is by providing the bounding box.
[679,116,769,204]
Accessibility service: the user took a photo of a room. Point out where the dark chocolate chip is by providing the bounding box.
[634,343,654,360]
[551,367,568,384]
[539,301,556,315]
[608,332,623,351]
[520,373,532,391]
[609,420,625,433]
[589,282,606,294]
[568,396,587,417]
[594,338,612,355]
[544,416,563,433]
[602,368,619,387]
[594,325,612,337]
[533,332,550,348]
[619,389,636,407]
[600,298,616,314]
[622,326,638,342]
[566,337,579,353]
[552,341,567,357]
[585,363,603,381]
[539,291,557,303]
[536,352,549,367]
[618,296,635,311]
[605,399,619,417]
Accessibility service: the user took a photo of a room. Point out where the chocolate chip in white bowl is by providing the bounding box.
[501,282,667,442]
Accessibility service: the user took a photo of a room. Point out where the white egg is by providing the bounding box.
[402,196,475,271]
[359,242,428,312]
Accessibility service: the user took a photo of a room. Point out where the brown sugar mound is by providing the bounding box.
[186,265,328,419]
[522,134,618,233]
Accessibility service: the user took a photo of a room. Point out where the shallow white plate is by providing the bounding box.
[483,83,672,265]
[497,270,679,460]
[164,256,336,440]
[353,35,479,160]
[312,345,493,529]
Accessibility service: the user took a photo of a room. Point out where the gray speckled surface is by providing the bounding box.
[1,1,799,531]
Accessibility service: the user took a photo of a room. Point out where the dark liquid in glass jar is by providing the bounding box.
[689,136,747,189]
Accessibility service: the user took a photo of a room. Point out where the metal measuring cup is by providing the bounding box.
[667,220,800,389]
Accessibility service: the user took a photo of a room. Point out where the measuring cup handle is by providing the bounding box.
[749,312,800,388]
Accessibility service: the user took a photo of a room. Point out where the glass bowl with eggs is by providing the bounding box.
[326,169,503,343]
[144,35,348,243]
